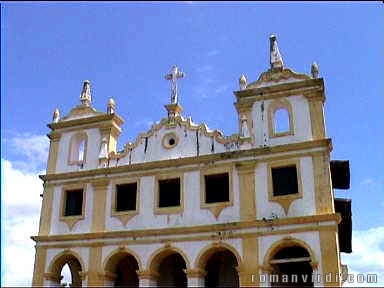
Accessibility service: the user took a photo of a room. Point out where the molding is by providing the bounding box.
[195,242,242,270]
[234,77,324,101]
[162,131,179,149]
[154,173,184,215]
[32,213,340,243]
[200,164,234,219]
[59,183,87,230]
[48,113,124,131]
[111,178,140,226]
[267,158,303,214]
[267,98,294,138]
[40,139,332,182]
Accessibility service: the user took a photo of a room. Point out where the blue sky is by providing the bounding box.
[1,2,383,286]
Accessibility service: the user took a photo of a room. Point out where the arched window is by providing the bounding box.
[268,99,294,138]
[269,246,314,287]
[274,108,290,134]
[68,132,88,166]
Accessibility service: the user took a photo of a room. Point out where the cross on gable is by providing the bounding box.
[165,65,185,104]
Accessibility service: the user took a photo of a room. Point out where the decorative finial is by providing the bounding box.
[165,65,185,104]
[107,97,116,115]
[52,108,60,123]
[269,34,284,70]
[80,80,92,106]
[239,74,247,90]
[311,62,319,79]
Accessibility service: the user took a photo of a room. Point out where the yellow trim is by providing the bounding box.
[162,132,179,149]
[48,113,124,130]
[47,132,61,174]
[147,245,191,273]
[313,152,335,214]
[237,163,256,221]
[38,184,54,236]
[91,179,109,232]
[267,158,303,214]
[67,131,88,166]
[268,98,294,138]
[87,246,103,286]
[195,242,242,270]
[308,96,326,139]
[103,246,143,273]
[239,237,259,286]
[47,249,86,285]
[234,77,324,102]
[32,246,47,286]
[60,183,87,230]
[319,230,341,286]
[200,164,233,219]
[111,178,140,225]
[154,173,184,215]
[33,213,340,243]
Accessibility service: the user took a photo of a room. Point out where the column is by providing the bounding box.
[319,229,341,286]
[91,179,109,232]
[87,246,104,286]
[239,237,259,287]
[31,245,47,286]
[185,268,206,287]
[137,270,158,287]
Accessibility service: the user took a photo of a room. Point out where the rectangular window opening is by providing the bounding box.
[158,178,181,208]
[205,173,230,204]
[272,165,299,196]
[116,183,137,212]
[64,189,83,216]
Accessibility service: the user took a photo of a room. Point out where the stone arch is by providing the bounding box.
[195,242,242,270]
[262,237,318,272]
[103,247,143,273]
[147,245,191,273]
[268,98,294,137]
[68,131,88,165]
[47,249,85,286]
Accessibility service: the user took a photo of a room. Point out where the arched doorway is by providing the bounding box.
[204,250,239,288]
[148,249,188,287]
[49,252,84,287]
[269,246,314,287]
[104,251,140,287]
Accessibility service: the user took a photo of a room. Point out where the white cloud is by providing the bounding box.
[7,133,49,172]
[2,159,42,287]
[342,226,384,286]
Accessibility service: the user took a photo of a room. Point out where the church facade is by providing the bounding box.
[32,35,351,287]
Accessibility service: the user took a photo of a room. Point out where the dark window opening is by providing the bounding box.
[64,189,83,216]
[205,250,239,288]
[272,166,298,196]
[116,183,137,212]
[168,138,175,146]
[158,178,180,208]
[205,173,230,204]
[270,246,313,287]
[157,253,187,287]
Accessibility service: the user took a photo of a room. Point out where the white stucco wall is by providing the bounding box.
[251,95,313,147]
[255,156,316,219]
[56,128,101,173]
[50,184,93,235]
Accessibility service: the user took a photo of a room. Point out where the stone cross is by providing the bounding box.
[165,65,185,104]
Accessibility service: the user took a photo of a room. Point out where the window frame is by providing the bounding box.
[68,131,88,166]
[268,98,294,138]
[60,183,87,230]
[154,173,184,215]
[267,159,303,214]
[200,165,233,218]
[111,178,140,225]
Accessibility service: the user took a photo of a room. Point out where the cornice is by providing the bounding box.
[39,138,332,182]
[31,213,341,243]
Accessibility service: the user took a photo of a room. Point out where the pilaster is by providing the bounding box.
[31,245,47,286]
[237,163,256,221]
[91,179,109,232]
